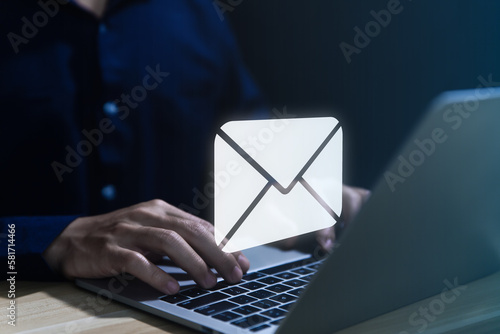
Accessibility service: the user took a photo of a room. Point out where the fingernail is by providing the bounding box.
[166,281,179,295]
[204,272,217,288]
[231,265,243,283]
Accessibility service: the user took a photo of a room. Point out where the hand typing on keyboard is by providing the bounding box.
[42,199,250,295]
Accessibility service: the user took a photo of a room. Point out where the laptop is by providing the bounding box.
[77,88,500,333]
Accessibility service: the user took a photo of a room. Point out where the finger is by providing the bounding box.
[169,218,245,283]
[231,251,250,274]
[119,249,180,295]
[121,201,244,283]
[126,226,218,289]
[316,226,336,252]
[341,185,371,223]
[125,202,216,235]
[211,234,250,273]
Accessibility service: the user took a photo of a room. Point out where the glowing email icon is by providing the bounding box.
[214,117,342,253]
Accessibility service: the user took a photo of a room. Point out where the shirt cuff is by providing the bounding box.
[1,215,79,281]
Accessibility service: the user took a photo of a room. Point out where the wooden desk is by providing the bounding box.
[2,272,500,334]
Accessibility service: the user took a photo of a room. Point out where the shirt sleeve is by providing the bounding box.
[0,215,78,281]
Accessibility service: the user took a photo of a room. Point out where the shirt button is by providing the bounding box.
[103,101,119,116]
[101,184,116,201]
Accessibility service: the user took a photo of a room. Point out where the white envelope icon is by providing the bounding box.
[214,117,342,253]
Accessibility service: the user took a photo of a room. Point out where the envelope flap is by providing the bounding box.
[220,117,339,189]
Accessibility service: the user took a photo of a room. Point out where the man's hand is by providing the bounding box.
[42,200,250,295]
[277,185,370,252]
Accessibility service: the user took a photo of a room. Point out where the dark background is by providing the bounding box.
[229,0,500,188]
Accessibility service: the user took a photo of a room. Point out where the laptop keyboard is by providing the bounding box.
[159,258,323,332]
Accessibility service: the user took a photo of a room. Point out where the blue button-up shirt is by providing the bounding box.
[0,0,265,280]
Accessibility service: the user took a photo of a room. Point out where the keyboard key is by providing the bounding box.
[270,293,297,304]
[195,301,238,316]
[181,287,209,298]
[275,272,298,280]
[242,272,267,281]
[270,319,283,326]
[261,308,287,318]
[241,281,266,290]
[252,299,280,310]
[178,292,229,310]
[160,294,189,304]
[279,302,294,311]
[301,274,314,282]
[251,324,271,332]
[213,311,241,322]
[229,295,258,305]
[265,284,292,293]
[261,259,312,275]
[283,279,307,288]
[308,263,322,270]
[288,288,305,297]
[258,276,283,285]
[231,314,270,329]
[232,305,260,315]
[222,286,248,296]
[291,268,314,275]
[208,281,229,291]
[248,289,276,299]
